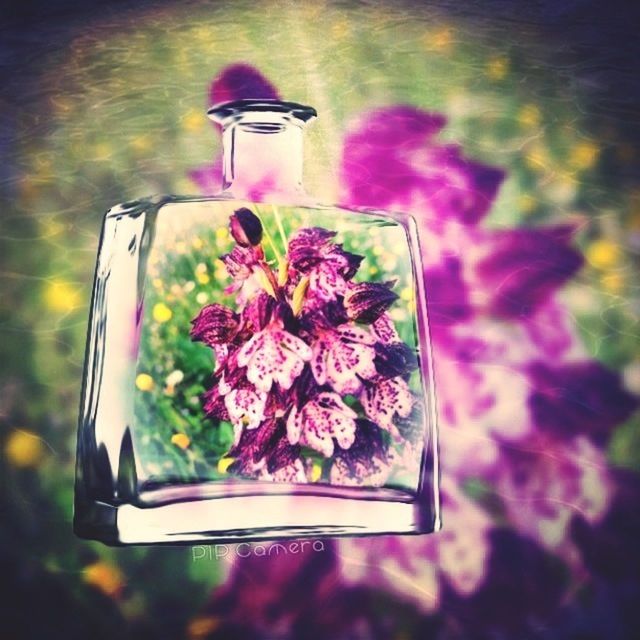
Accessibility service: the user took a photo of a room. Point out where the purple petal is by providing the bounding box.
[202,385,230,421]
[292,392,357,457]
[476,225,584,318]
[423,256,472,327]
[237,323,311,393]
[444,529,569,636]
[209,63,280,106]
[312,327,377,395]
[332,245,363,280]
[371,312,401,344]
[344,282,398,324]
[527,361,638,445]
[340,106,505,224]
[373,342,418,378]
[287,227,337,272]
[571,468,640,581]
[190,303,239,345]
[242,291,275,332]
[343,418,387,461]
[343,106,447,152]
[224,385,268,430]
[220,245,257,281]
[331,418,391,486]
[361,377,413,434]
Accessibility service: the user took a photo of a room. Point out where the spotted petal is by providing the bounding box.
[238,323,312,392]
[330,419,390,487]
[311,326,378,395]
[362,377,414,435]
[190,303,239,346]
[224,385,268,431]
[344,282,398,324]
[287,392,357,457]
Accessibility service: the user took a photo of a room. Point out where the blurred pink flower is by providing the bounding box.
[189,64,639,636]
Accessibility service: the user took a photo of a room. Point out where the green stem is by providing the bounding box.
[272,205,288,252]
[253,205,282,262]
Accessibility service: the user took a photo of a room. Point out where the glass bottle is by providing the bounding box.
[74,99,441,544]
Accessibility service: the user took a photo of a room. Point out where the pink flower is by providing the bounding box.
[310,325,377,395]
[237,320,312,393]
[224,385,268,434]
[286,392,357,457]
[361,376,413,437]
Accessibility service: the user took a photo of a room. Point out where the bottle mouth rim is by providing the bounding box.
[207,99,317,124]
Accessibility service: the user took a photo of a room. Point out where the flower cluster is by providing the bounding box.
[190,207,421,485]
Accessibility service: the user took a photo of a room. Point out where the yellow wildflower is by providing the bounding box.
[135,373,154,392]
[517,104,541,128]
[182,108,207,133]
[585,239,621,269]
[310,461,323,482]
[44,280,81,313]
[429,27,454,51]
[4,430,44,468]
[217,457,235,473]
[331,19,350,39]
[569,141,599,170]
[486,56,509,81]
[171,433,190,450]
[83,561,124,598]
[601,272,624,294]
[188,616,221,639]
[400,286,414,302]
[152,302,172,323]
[93,142,112,161]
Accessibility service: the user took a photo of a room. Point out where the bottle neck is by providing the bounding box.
[221,114,305,198]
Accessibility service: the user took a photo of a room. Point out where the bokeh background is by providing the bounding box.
[1,0,639,638]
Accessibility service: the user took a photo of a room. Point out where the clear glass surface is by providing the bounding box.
[74,101,440,544]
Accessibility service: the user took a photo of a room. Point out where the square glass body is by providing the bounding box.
[74,195,441,544]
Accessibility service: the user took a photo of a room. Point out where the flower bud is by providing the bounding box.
[229,207,263,247]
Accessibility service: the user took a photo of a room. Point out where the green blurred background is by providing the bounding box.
[1,0,638,637]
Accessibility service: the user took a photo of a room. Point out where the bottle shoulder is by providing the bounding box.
[103,194,415,228]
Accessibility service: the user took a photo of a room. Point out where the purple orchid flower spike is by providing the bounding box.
[191,200,421,487]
